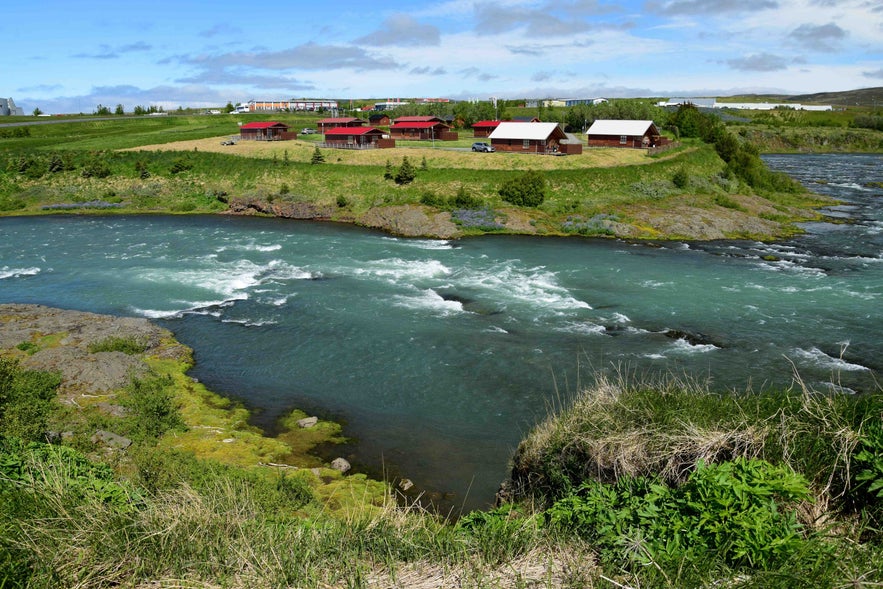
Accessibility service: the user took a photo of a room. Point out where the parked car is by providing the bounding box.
[471,142,495,152]
[301,128,317,135]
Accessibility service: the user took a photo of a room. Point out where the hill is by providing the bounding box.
[726,86,883,107]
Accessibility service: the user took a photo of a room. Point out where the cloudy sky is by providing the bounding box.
[4,0,882,113]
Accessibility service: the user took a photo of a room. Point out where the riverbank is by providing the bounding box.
[0,303,389,514]
[0,109,840,241]
[3,304,881,588]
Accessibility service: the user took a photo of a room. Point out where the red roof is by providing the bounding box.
[324,127,383,136]
[317,117,365,124]
[390,121,446,129]
[472,120,501,128]
[393,116,442,123]
[240,121,288,129]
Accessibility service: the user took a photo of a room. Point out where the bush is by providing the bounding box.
[169,158,193,175]
[499,170,546,207]
[0,358,62,442]
[452,186,481,209]
[672,167,689,189]
[310,146,325,165]
[121,376,185,442]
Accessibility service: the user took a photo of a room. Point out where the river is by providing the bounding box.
[1,153,880,512]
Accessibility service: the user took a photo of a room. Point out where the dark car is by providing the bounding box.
[471,142,495,152]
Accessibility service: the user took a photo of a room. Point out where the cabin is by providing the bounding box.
[368,113,390,126]
[316,117,366,133]
[586,120,669,148]
[239,121,294,141]
[471,120,501,138]
[389,116,458,141]
[321,127,394,149]
[487,122,568,154]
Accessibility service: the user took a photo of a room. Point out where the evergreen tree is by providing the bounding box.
[394,156,416,185]
[311,146,325,164]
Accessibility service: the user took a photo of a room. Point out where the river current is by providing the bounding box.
[1,153,880,511]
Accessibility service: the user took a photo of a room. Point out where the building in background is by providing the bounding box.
[0,97,25,116]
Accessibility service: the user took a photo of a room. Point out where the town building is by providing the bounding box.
[0,97,24,116]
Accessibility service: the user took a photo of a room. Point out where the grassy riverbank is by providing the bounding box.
[2,111,881,587]
[0,112,836,240]
[3,313,882,587]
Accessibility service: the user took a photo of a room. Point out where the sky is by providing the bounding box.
[3,0,882,114]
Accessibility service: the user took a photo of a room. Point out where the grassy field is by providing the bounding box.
[0,113,834,240]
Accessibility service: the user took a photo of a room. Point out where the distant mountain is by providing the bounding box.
[726,87,882,107]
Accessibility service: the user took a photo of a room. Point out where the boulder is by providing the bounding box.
[296,416,319,428]
[91,430,132,450]
[330,457,351,474]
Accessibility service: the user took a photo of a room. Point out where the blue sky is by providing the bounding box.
[4,0,882,113]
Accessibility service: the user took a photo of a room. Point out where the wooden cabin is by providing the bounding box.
[487,122,568,154]
[239,122,294,141]
[316,117,367,134]
[586,120,668,148]
[322,127,394,149]
[471,120,501,138]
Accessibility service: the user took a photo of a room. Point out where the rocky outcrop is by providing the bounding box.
[0,303,189,394]
[226,197,335,220]
[357,205,460,238]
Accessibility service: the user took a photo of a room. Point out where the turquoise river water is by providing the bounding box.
[1,153,880,512]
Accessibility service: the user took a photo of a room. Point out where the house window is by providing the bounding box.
[620,135,627,144]
[523,139,530,149]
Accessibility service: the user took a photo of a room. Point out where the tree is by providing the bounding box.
[95,104,111,116]
[114,104,125,116]
[311,146,325,164]
[224,101,236,113]
[394,156,416,185]
[32,107,43,116]
[133,105,146,116]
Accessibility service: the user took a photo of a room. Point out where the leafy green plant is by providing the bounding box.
[546,458,811,572]
[854,420,883,500]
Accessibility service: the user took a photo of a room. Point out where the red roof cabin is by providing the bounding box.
[586,120,669,148]
[472,120,501,138]
[322,127,394,149]
[368,113,390,126]
[389,117,458,141]
[316,117,366,133]
[487,122,568,154]
[239,121,293,141]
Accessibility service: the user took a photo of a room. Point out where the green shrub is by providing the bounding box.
[0,358,61,442]
[169,158,193,174]
[499,170,545,207]
[546,458,810,571]
[310,146,325,165]
[121,375,185,442]
[672,167,689,189]
[452,186,481,209]
[87,336,147,355]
